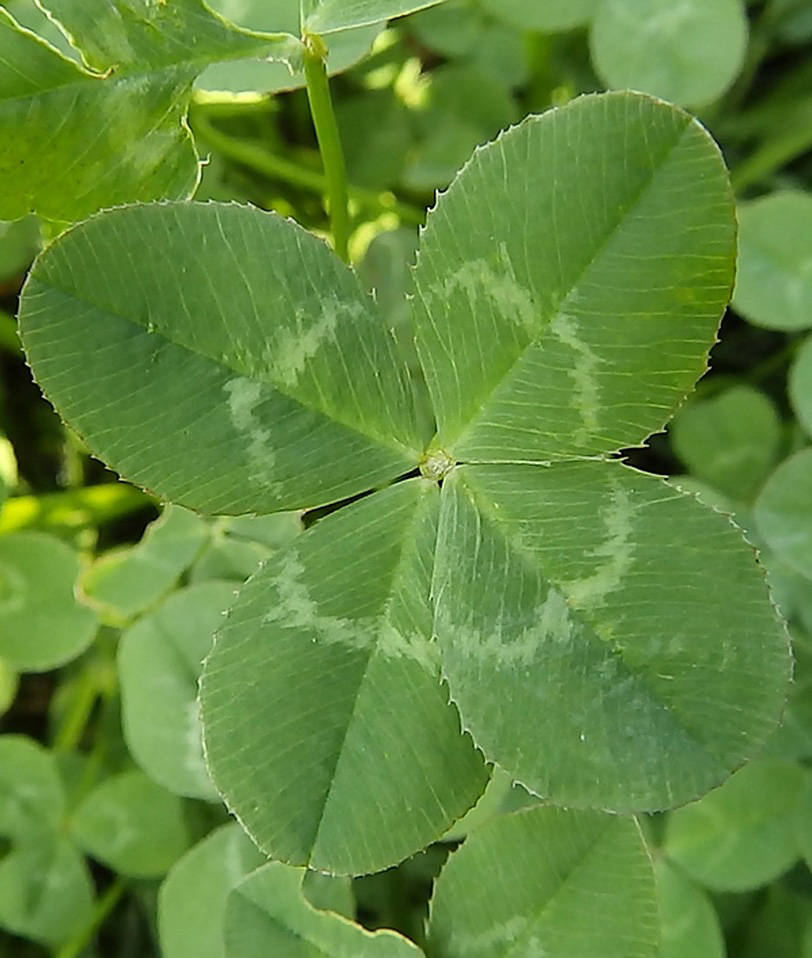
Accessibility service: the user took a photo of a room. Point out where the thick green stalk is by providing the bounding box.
[302,32,351,261]
[191,109,424,226]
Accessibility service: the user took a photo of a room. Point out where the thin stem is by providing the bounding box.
[53,667,98,753]
[731,123,812,192]
[191,109,424,226]
[302,32,350,261]
[54,879,126,958]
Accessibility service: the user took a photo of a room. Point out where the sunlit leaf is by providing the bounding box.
[0,1,301,222]
[201,480,488,875]
[19,202,423,515]
[434,461,789,811]
[413,92,735,463]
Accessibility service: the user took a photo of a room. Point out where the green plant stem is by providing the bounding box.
[53,667,98,753]
[302,32,351,261]
[731,123,812,192]
[54,879,126,958]
[191,110,424,226]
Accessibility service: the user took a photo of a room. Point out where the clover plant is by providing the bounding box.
[1,1,809,954]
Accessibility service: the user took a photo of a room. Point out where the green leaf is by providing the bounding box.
[733,191,812,331]
[224,861,422,956]
[19,202,423,515]
[0,216,41,283]
[664,759,806,891]
[412,92,735,464]
[0,736,64,840]
[70,769,191,877]
[0,834,94,946]
[200,0,381,93]
[0,1,301,222]
[81,505,209,621]
[0,657,18,717]
[200,480,488,875]
[796,773,812,871]
[738,885,812,958]
[301,0,446,34]
[764,627,812,761]
[669,386,782,502]
[655,861,724,958]
[190,512,301,582]
[159,823,266,958]
[119,581,235,800]
[480,0,600,33]
[754,448,812,579]
[590,0,748,108]
[442,768,537,842]
[790,334,812,437]
[433,461,790,812]
[0,531,98,671]
[427,806,658,958]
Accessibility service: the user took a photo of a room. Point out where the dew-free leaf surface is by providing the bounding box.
[733,191,812,331]
[670,386,782,502]
[201,480,488,874]
[590,0,748,107]
[664,760,806,891]
[159,824,265,958]
[656,860,725,958]
[71,769,191,877]
[412,93,735,463]
[20,202,423,515]
[0,532,98,671]
[433,461,789,811]
[0,1,301,222]
[301,0,445,34]
[755,448,812,579]
[480,0,599,32]
[790,334,812,437]
[119,581,236,800]
[427,806,657,957]
[0,736,64,840]
[224,861,422,956]
[200,0,380,94]
[81,505,208,621]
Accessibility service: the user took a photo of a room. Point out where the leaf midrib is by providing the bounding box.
[28,276,418,463]
[454,467,727,772]
[438,113,694,454]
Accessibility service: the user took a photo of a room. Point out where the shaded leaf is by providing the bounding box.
[481,0,599,33]
[0,736,64,840]
[81,505,208,622]
[670,386,782,502]
[434,461,789,811]
[755,448,812,579]
[733,190,812,331]
[0,532,98,671]
[590,0,747,107]
[664,760,806,891]
[71,769,191,877]
[428,806,657,957]
[158,823,266,958]
[790,334,812,438]
[655,860,724,958]
[224,861,421,955]
[20,202,422,515]
[301,0,445,34]
[413,92,735,464]
[119,581,236,800]
[201,480,488,875]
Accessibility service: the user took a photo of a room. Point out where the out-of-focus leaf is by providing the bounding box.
[0,532,98,671]
[755,448,812,579]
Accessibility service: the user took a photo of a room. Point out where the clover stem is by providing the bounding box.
[303,32,350,262]
[54,878,126,958]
